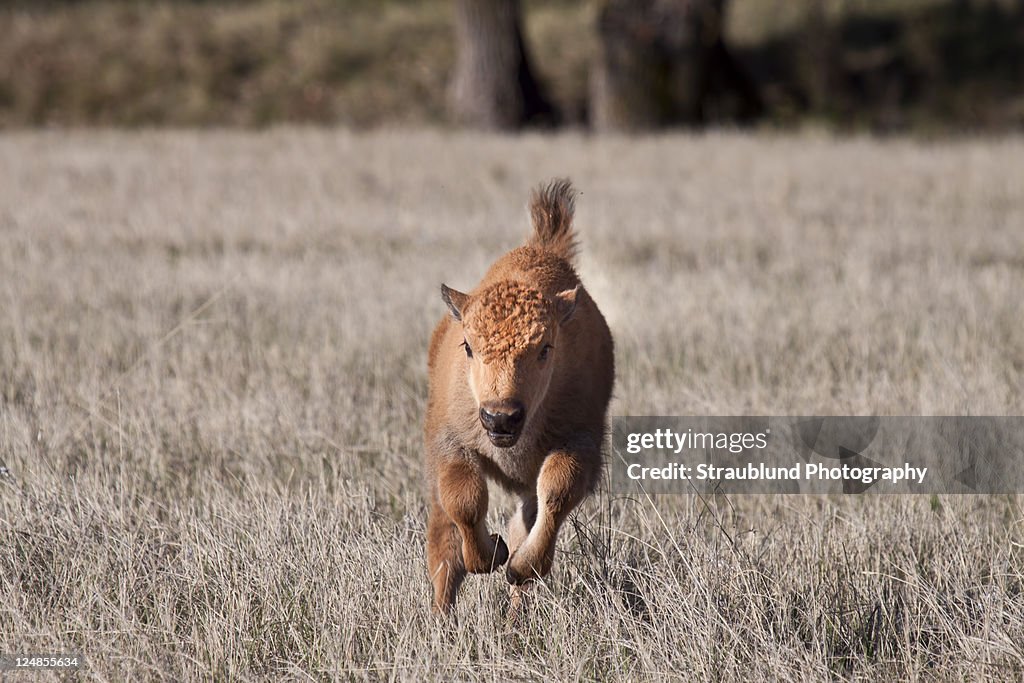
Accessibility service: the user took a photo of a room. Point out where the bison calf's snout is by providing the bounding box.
[480,400,526,446]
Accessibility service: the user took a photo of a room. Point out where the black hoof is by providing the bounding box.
[490,534,509,569]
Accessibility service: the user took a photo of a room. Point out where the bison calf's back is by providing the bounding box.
[423,179,614,614]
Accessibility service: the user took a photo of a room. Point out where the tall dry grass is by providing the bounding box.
[1,129,1023,680]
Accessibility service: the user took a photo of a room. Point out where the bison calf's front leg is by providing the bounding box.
[428,460,509,613]
[506,451,593,585]
[436,460,509,575]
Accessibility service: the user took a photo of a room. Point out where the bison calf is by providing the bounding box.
[423,179,615,614]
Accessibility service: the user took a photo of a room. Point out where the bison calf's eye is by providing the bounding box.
[462,340,473,359]
[539,344,553,362]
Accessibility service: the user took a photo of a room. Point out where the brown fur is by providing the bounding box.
[423,179,615,614]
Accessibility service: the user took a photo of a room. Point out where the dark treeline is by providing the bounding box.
[1,0,1021,131]
[451,0,1024,132]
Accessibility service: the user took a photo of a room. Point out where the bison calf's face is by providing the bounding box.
[442,281,578,448]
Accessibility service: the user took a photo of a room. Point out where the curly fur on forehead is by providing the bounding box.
[463,281,553,360]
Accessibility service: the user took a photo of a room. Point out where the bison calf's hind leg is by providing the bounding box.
[505,495,538,557]
[426,495,467,614]
[506,450,594,585]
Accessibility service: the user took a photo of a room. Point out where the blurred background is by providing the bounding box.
[2,0,1022,133]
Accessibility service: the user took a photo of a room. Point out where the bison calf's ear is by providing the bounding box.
[440,284,469,321]
[554,285,580,324]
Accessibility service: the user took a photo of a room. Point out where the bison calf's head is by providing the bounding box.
[441,280,579,448]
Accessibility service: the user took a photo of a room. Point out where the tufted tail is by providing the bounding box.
[527,178,579,265]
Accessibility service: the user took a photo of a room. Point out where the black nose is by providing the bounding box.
[480,400,526,435]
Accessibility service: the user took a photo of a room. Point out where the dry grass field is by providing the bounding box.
[2,129,1024,680]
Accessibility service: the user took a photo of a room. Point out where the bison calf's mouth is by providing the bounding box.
[480,400,525,447]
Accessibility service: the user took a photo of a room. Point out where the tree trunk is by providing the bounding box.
[591,0,762,130]
[449,0,556,130]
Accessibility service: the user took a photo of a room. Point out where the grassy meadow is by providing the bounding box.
[1,129,1023,679]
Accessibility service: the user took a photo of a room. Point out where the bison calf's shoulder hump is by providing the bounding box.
[423,178,614,615]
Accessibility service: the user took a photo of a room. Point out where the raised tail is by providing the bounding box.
[527,178,579,265]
